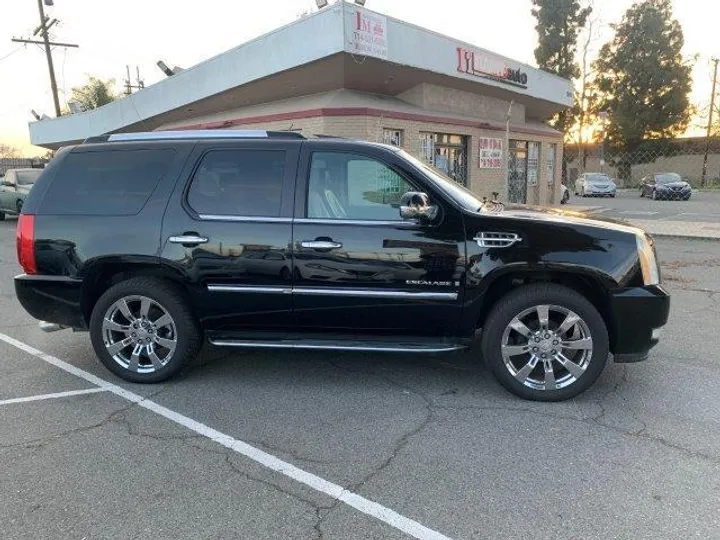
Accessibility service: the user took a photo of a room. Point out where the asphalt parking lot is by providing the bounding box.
[568,188,720,223]
[2,217,720,540]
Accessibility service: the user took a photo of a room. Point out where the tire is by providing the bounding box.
[651,190,657,200]
[0,212,5,221]
[90,277,202,383]
[640,188,644,198]
[16,199,23,214]
[481,283,609,402]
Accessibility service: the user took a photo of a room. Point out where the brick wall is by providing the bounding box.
[398,83,525,125]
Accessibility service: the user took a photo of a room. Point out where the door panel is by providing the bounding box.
[160,140,300,332]
[292,143,466,338]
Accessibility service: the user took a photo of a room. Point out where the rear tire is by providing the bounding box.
[90,277,202,383]
[481,283,609,401]
[16,200,23,214]
[0,212,5,221]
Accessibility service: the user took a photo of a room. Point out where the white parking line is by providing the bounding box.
[0,387,107,406]
[618,211,659,215]
[0,332,453,540]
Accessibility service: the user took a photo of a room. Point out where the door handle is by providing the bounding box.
[301,240,343,250]
[169,234,209,246]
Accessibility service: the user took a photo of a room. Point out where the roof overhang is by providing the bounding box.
[30,1,573,149]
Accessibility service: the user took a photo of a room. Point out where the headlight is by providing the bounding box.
[636,234,660,285]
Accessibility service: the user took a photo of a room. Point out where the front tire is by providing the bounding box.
[0,211,5,221]
[90,277,202,383]
[481,283,609,401]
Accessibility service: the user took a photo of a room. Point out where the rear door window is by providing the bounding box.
[186,149,286,217]
[40,149,175,215]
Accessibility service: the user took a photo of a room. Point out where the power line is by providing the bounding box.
[0,47,22,63]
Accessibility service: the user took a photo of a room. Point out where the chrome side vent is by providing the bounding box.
[474,232,522,248]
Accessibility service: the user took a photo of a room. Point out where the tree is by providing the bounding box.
[532,0,592,133]
[69,76,118,111]
[0,143,21,158]
[594,0,693,160]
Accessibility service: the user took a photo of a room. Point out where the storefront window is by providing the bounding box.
[418,132,468,186]
[546,144,557,185]
[527,142,540,187]
[383,128,404,148]
[419,132,436,164]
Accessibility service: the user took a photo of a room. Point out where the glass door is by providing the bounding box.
[508,140,528,203]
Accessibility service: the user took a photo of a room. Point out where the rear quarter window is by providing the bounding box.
[39,148,175,215]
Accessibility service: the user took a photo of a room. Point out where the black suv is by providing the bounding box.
[15,130,669,401]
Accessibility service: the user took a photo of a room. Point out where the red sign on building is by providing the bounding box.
[457,47,528,88]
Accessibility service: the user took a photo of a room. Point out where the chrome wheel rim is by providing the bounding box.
[102,295,177,374]
[501,304,593,391]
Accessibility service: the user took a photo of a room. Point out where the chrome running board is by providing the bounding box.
[208,339,467,353]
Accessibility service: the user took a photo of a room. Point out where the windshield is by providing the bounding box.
[655,173,682,185]
[586,174,611,184]
[399,150,484,211]
[16,170,42,185]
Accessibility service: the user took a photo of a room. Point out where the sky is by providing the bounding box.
[0,0,718,156]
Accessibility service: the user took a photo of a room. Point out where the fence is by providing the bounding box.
[0,158,48,176]
[563,137,720,188]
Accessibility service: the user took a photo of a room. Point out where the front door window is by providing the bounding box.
[307,152,413,221]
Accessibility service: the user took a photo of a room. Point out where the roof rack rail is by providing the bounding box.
[312,133,347,139]
[83,130,305,144]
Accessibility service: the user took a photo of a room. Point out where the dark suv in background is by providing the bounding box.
[14,130,670,401]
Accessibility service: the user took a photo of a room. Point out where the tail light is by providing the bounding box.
[17,214,37,275]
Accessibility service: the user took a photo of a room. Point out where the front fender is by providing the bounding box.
[459,217,641,336]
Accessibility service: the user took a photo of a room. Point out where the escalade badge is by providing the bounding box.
[406,280,460,287]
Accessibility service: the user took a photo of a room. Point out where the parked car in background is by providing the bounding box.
[560,184,570,204]
[640,172,691,200]
[574,173,617,197]
[14,130,670,402]
[0,168,42,220]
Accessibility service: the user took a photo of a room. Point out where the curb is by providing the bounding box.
[646,233,720,242]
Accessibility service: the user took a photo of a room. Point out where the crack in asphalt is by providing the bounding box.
[313,359,437,534]
[0,387,174,451]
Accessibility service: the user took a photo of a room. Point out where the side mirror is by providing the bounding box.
[2,180,15,187]
[399,192,439,223]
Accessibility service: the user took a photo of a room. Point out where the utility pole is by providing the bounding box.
[37,0,60,117]
[11,0,78,118]
[504,100,514,202]
[702,57,719,188]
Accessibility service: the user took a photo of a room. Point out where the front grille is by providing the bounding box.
[474,232,522,248]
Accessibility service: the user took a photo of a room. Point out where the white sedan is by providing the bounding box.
[574,173,617,197]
